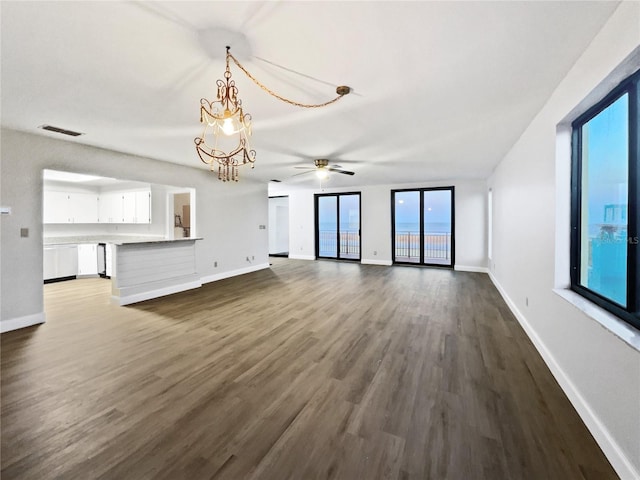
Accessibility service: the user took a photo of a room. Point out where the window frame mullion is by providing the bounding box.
[628,76,639,318]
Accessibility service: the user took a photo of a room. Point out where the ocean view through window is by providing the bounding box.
[392,187,454,267]
[571,68,639,330]
[315,193,361,260]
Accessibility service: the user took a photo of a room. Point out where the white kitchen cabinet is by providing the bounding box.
[105,244,113,277]
[77,244,98,276]
[44,191,98,223]
[70,193,99,223]
[122,192,136,223]
[99,189,151,224]
[98,192,124,223]
[43,191,71,223]
[122,191,151,223]
[43,245,78,281]
[45,187,151,224]
[135,191,151,224]
[43,246,58,280]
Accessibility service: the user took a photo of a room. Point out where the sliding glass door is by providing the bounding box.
[392,187,454,267]
[315,193,361,260]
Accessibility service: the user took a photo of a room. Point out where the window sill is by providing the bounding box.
[553,288,640,352]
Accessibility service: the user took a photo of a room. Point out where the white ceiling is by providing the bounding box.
[1,1,619,188]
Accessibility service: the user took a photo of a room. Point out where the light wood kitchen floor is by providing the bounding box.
[1,258,617,479]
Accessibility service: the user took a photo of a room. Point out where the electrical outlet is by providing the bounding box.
[20,228,29,238]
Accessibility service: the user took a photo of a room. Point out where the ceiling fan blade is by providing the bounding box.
[328,168,355,176]
[293,166,315,170]
[291,170,315,177]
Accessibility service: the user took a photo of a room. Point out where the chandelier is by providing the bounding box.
[195,46,351,182]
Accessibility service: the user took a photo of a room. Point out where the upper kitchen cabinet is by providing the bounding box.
[43,191,99,223]
[98,192,123,223]
[100,190,151,224]
[71,193,100,223]
[45,188,152,224]
[43,191,70,223]
[122,191,151,224]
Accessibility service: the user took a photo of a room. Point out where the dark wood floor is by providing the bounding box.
[1,258,617,479]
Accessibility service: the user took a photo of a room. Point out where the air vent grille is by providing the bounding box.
[269,179,282,183]
[38,125,84,137]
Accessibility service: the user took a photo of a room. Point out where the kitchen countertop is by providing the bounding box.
[111,237,202,246]
[44,235,200,245]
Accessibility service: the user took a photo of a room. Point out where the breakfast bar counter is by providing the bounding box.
[110,238,203,305]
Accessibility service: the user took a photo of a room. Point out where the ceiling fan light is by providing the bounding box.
[316,168,329,180]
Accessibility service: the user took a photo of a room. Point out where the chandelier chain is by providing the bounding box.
[228,53,346,109]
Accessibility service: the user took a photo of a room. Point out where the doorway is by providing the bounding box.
[392,187,454,267]
[268,196,290,257]
[315,192,361,261]
[169,189,195,239]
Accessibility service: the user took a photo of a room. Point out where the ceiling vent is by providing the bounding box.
[38,124,84,137]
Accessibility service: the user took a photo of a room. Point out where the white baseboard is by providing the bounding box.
[288,254,316,261]
[361,259,392,266]
[455,265,489,273]
[201,262,270,284]
[1,312,46,333]
[488,271,639,480]
[114,279,203,306]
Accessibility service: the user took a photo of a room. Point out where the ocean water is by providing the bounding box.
[318,222,452,233]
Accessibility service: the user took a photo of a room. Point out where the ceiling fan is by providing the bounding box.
[293,159,355,179]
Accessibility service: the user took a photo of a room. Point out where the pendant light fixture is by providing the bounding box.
[195,46,351,182]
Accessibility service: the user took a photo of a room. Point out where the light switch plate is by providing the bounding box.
[20,228,29,238]
[0,206,11,215]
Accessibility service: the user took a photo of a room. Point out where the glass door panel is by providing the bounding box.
[423,189,453,266]
[394,191,421,263]
[393,187,454,267]
[339,194,360,260]
[317,196,338,258]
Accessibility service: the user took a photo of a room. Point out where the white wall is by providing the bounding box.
[270,179,487,269]
[0,128,269,326]
[488,3,640,478]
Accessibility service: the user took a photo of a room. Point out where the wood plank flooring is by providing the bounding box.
[1,258,617,479]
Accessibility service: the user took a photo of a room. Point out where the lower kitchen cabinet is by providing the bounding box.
[43,245,79,281]
[77,244,98,276]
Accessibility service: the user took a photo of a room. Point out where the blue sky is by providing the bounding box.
[395,190,452,225]
[585,93,628,228]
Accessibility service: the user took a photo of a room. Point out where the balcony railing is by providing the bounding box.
[395,231,451,263]
[319,230,360,258]
[317,230,450,263]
